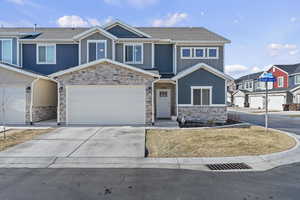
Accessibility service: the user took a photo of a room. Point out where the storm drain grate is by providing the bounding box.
[206,163,252,170]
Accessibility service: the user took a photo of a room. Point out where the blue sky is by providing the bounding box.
[1,0,299,77]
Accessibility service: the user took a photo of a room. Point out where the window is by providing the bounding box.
[88,40,107,62]
[181,48,192,58]
[159,91,168,97]
[194,48,205,58]
[181,47,219,59]
[207,48,218,58]
[37,44,56,64]
[295,75,300,85]
[191,86,212,106]
[277,76,284,87]
[124,44,143,64]
[0,39,12,64]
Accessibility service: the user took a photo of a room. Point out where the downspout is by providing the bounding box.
[151,81,155,125]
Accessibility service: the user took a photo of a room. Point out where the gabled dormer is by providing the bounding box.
[103,20,152,38]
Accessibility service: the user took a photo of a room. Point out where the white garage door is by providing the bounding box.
[0,86,26,124]
[249,96,264,109]
[268,96,285,111]
[234,97,244,107]
[66,85,146,125]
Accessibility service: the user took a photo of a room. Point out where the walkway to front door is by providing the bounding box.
[156,89,171,118]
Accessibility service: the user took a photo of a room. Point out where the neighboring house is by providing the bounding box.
[233,63,300,110]
[0,20,232,125]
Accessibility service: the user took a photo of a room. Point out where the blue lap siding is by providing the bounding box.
[178,69,225,105]
[22,44,79,75]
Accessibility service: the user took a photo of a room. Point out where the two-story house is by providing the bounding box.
[233,63,300,110]
[0,20,232,125]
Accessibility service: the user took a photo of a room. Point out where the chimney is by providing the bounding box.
[33,24,37,32]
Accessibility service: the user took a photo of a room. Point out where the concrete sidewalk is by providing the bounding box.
[0,129,299,172]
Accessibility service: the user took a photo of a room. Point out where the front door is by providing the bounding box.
[156,89,171,118]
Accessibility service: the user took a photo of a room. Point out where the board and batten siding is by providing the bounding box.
[178,68,226,105]
[22,44,79,75]
[106,25,144,38]
[80,32,113,64]
[115,43,153,69]
[176,46,224,73]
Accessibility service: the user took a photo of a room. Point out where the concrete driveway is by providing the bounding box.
[0,127,145,158]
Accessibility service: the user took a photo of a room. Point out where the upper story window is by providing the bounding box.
[37,44,56,64]
[245,81,253,89]
[181,48,192,58]
[194,48,205,58]
[88,40,107,62]
[124,43,143,64]
[295,75,300,85]
[277,76,284,87]
[191,86,212,106]
[207,48,218,58]
[0,39,12,64]
[181,47,219,59]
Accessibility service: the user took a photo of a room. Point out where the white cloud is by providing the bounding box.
[6,0,41,7]
[0,19,33,27]
[57,15,88,27]
[56,15,113,27]
[103,0,158,8]
[267,43,299,57]
[291,17,297,22]
[225,64,248,74]
[7,0,26,5]
[152,12,188,27]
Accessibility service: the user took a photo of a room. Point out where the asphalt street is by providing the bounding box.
[229,111,300,135]
[0,164,300,200]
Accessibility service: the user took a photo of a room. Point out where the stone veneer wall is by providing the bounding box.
[25,87,31,123]
[55,62,156,124]
[178,106,227,123]
[32,106,57,122]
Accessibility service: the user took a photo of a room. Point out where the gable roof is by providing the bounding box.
[1,26,230,43]
[72,26,118,40]
[273,63,300,75]
[137,27,230,43]
[0,62,51,80]
[236,71,264,82]
[49,58,160,78]
[103,19,152,38]
[172,63,233,81]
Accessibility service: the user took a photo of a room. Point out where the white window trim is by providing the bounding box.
[123,43,143,64]
[295,75,300,85]
[181,47,193,59]
[191,86,213,106]
[87,40,107,62]
[194,47,206,58]
[36,43,56,65]
[0,39,13,64]
[207,47,219,59]
[277,76,284,88]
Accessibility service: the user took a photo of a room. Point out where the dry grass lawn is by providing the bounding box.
[146,126,296,157]
[0,129,54,151]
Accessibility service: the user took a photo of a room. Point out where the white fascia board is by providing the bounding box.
[49,58,160,78]
[0,63,51,81]
[173,40,230,44]
[103,19,152,38]
[73,27,118,41]
[290,85,300,92]
[171,62,234,81]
